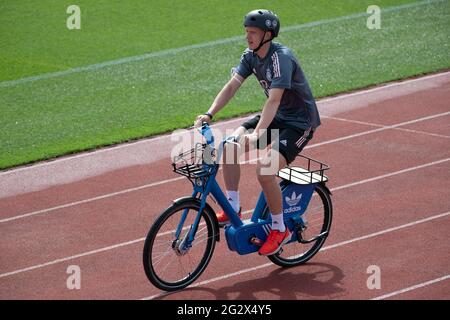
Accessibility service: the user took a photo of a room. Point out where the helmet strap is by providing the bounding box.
[253,31,273,54]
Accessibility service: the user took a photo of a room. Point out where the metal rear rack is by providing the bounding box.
[277,154,330,185]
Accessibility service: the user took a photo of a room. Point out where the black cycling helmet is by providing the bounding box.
[244,9,280,38]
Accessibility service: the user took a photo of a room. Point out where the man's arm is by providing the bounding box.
[253,88,284,135]
[207,73,244,116]
[195,73,245,126]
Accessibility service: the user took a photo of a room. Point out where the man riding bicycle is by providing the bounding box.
[195,9,321,256]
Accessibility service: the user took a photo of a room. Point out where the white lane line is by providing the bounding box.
[0,0,442,88]
[323,115,450,139]
[2,111,449,224]
[371,275,450,300]
[309,111,450,148]
[317,69,450,106]
[322,211,450,251]
[321,116,385,128]
[392,127,450,139]
[0,238,145,279]
[331,158,450,192]
[1,160,448,279]
[141,211,450,300]
[1,69,449,177]
[0,176,184,223]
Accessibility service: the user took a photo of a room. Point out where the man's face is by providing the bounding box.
[245,26,268,50]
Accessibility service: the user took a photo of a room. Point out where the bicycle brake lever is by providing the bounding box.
[224,135,241,147]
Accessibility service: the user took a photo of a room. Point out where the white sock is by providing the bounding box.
[271,213,285,232]
[226,190,240,213]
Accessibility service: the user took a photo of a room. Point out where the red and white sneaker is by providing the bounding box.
[258,229,292,256]
[216,208,242,227]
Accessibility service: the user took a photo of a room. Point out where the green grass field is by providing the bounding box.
[1,0,449,169]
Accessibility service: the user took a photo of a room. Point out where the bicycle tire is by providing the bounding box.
[143,199,218,291]
[264,182,333,267]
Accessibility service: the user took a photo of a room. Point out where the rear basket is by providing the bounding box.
[277,154,329,185]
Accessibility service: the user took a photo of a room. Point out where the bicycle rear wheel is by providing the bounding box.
[265,183,333,267]
[143,199,218,291]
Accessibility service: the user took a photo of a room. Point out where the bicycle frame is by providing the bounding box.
[144,123,333,291]
[174,123,322,254]
[175,130,244,247]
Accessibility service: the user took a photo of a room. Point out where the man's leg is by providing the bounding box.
[256,149,287,226]
[217,126,247,223]
[218,115,265,223]
[256,127,315,255]
[222,126,246,192]
[223,115,262,193]
[256,149,291,255]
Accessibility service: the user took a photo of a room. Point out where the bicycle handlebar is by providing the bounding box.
[196,122,240,147]
[195,122,241,163]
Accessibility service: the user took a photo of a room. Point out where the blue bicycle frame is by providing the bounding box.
[175,123,318,255]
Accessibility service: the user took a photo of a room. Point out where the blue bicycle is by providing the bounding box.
[143,123,333,291]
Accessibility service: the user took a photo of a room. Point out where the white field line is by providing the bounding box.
[142,211,450,300]
[0,0,443,89]
[371,275,450,300]
[0,159,448,279]
[1,70,449,177]
[2,111,449,224]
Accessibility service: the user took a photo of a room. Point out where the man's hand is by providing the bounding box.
[242,133,259,149]
[194,114,212,127]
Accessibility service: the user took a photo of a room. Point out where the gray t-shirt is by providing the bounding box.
[235,42,321,131]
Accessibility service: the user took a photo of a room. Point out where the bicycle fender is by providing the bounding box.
[318,182,333,196]
[172,196,220,242]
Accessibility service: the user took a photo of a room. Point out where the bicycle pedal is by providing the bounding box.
[250,236,264,246]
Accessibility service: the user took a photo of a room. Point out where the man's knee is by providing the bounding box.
[256,150,286,177]
[257,172,276,185]
[256,157,279,182]
[223,143,240,165]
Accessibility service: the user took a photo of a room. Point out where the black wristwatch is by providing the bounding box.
[204,112,213,120]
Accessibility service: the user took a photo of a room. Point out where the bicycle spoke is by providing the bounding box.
[152,250,172,266]
[144,202,217,288]
[269,184,332,267]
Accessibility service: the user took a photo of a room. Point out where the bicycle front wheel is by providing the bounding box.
[266,183,333,267]
[143,199,218,291]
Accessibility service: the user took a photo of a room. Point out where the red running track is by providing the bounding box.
[0,71,449,300]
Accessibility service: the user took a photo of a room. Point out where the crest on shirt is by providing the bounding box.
[266,68,272,81]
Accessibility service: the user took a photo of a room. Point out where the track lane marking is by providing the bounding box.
[1,160,448,279]
[1,70,448,178]
[2,112,449,224]
[323,115,450,140]
[371,275,450,300]
[142,211,450,300]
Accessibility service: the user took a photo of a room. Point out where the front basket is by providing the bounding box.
[172,143,215,179]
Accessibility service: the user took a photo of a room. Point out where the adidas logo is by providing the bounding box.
[285,191,302,206]
[284,206,301,214]
[280,139,287,146]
